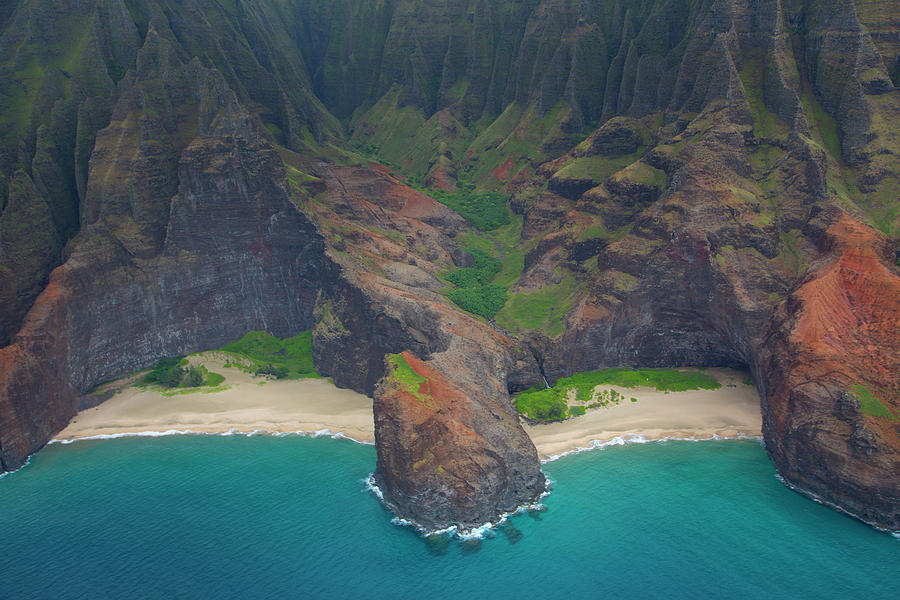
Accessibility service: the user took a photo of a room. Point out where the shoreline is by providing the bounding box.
[523,368,762,460]
[53,354,376,445]
[54,361,761,463]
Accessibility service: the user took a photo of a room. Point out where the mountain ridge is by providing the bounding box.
[0,0,898,531]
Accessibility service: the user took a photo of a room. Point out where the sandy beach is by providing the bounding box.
[54,354,376,444]
[56,360,760,459]
[524,368,762,460]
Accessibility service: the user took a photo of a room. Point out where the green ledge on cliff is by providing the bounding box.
[0,0,898,535]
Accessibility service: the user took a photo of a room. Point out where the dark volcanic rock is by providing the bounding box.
[584,117,650,156]
[374,348,545,531]
[0,38,325,471]
[760,215,900,531]
[1,0,899,534]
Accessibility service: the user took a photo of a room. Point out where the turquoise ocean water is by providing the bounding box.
[0,435,896,599]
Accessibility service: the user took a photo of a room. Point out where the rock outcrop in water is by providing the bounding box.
[0,0,898,531]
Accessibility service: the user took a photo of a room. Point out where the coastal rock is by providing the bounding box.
[760,215,900,530]
[373,346,545,531]
[0,0,898,533]
[0,31,325,470]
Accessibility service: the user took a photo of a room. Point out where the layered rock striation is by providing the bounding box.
[0,28,326,470]
[0,0,898,531]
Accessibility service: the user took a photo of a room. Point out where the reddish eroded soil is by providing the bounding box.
[763,214,900,529]
[373,348,545,531]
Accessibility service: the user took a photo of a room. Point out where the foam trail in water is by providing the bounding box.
[540,432,764,463]
[364,472,551,540]
[47,428,375,446]
[0,455,31,480]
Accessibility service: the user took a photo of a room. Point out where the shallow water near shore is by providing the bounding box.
[0,436,896,599]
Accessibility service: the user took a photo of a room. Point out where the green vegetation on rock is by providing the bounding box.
[445,248,501,287]
[430,188,511,231]
[458,216,533,289]
[738,57,791,140]
[446,285,507,320]
[851,384,898,422]
[553,150,645,187]
[386,353,431,403]
[495,274,581,337]
[514,367,722,422]
[220,331,320,379]
[443,247,507,319]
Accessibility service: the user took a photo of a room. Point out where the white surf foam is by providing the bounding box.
[0,455,31,479]
[364,472,551,539]
[540,432,764,463]
[47,427,375,446]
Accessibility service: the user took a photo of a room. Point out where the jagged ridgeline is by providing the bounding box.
[2,0,898,345]
[1,0,899,532]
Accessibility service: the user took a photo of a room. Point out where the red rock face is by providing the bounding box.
[374,351,545,531]
[0,34,326,471]
[1,0,899,533]
[762,216,900,530]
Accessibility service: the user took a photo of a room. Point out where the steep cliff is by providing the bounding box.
[0,0,898,532]
[507,0,900,529]
[0,26,326,470]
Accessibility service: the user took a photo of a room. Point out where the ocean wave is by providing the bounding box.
[364,472,551,540]
[0,455,31,480]
[47,428,375,446]
[540,432,764,463]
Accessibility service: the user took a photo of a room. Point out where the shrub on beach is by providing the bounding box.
[142,357,186,388]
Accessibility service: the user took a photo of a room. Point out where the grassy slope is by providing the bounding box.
[851,383,898,422]
[219,331,320,379]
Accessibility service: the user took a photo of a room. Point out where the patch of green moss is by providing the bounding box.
[442,246,508,319]
[851,384,898,422]
[430,188,511,231]
[514,387,569,421]
[387,354,431,403]
[577,222,630,242]
[458,215,533,290]
[442,217,541,319]
[315,295,350,336]
[446,284,507,320]
[445,248,500,287]
[749,144,787,174]
[285,164,320,188]
[553,150,644,185]
[800,86,841,161]
[494,274,581,337]
[203,369,226,387]
[738,57,791,140]
[613,161,666,187]
[160,384,231,397]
